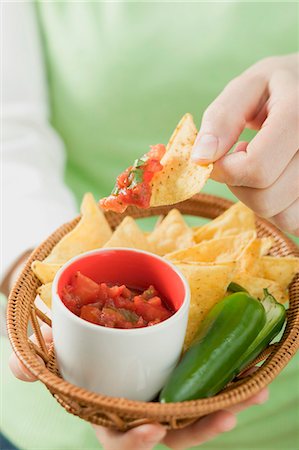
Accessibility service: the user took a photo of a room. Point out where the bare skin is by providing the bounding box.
[9,324,268,450]
[191,53,299,236]
[11,55,295,449]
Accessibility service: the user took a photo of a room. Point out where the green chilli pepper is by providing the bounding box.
[236,289,286,371]
[228,281,249,293]
[159,292,266,402]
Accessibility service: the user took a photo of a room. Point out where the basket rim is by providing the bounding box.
[7,193,299,418]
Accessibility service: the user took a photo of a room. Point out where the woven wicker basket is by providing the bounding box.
[7,194,299,431]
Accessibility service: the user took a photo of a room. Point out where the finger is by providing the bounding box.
[9,353,40,381]
[247,100,269,130]
[9,324,52,381]
[271,197,299,236]
[234,141,249,153]
[191,73,268,163]
[210,141,248,179]
[162,410,236,450]
[93,423,166,450]
[211,71,299,188]
[31,324,53,345]
[228,151,299,218]
[227,388,269,414]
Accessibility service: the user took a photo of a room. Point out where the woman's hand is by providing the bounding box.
[191,53,299,236]
[93,387,267,450]
[9,325,268,450]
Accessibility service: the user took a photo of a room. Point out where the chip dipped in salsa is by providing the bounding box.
[100,144,166,213]
[61,271,174,329]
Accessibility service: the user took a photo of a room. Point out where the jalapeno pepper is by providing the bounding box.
[228,281,249,293]
[159,292,266,402]
[236,288,286,372]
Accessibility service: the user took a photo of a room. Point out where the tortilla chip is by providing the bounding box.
[193,202,256,243]
[37,283,52,309]
[32,261,62,284]
[238,237,274,272]
[148,209,194,256]
[150,114,212,207]
[167,231,256,263]
[232,271,289,304]
[257,256,299,290]
[44,193,112,264]
[104,216,152,251]
[176,262,236,350]
[259,237,274,256]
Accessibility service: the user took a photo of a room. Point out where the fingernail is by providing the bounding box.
[191,134,218,161]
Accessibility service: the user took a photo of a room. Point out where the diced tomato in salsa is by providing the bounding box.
[142,285,159,300]
[148,297,162,307]
[80,305,102,324]
[61,285,81,316]
[100,144,166,213]
[61,272,173,329]
[133,296,172,322]
[70,272,101,305]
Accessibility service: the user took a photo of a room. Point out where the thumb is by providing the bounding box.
[191,73,267,163]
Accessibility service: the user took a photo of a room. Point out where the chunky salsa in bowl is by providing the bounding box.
[51,248,190,400]
[54,248,189,332]
[62,274,174,329]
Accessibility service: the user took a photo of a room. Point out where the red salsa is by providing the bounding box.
[100,144,166,213]
[61,271,174,329]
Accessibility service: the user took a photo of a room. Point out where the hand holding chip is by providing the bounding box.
[7,79,298,447]
[191,53,299,236]
[9,328,268,450]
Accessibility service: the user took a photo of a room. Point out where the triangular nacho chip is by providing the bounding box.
[255,256,299,290]
[37,283,52,309]
[148,209,194,256]
[100,114,212,212]
[44,193,112,264]
[193,202,256,243]
[104,216,152,251]
[238,237,274,273]
[259,237,274,256]
[32,261,62,284]
[175,262,236,350]
[232,271,289,304]
[167,231,256,263]
[150,114,212,207]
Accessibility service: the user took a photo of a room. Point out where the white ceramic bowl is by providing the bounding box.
[52,248,190,401]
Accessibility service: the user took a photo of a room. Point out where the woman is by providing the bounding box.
[2,2,298,449]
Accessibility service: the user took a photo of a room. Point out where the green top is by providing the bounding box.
[2,2,298,449]
[36,1,298,204]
